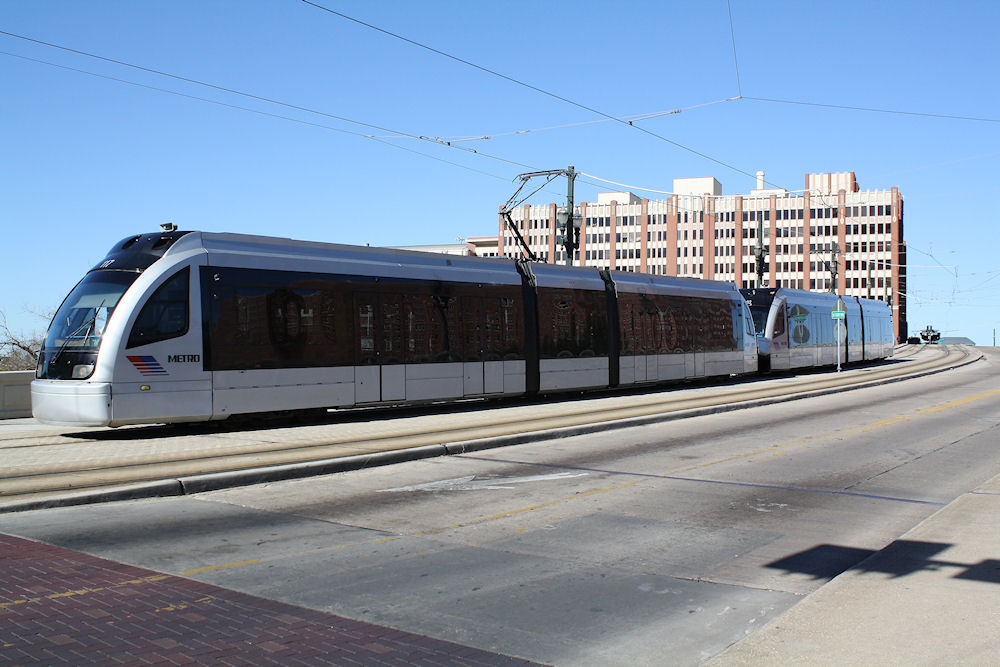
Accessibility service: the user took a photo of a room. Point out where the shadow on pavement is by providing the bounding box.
[766,540,1000,583]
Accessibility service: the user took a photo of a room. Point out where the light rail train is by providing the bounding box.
[32,229,892,426]
[742,287,894,371]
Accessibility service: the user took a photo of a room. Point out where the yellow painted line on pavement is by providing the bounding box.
[913,387,1000,414]
[414,478,643,536]
[154,595,216,613]
[668,386,1000,476]
[0,574,170,610]
[174,535,403,578]
[182,558,261,575]
[169,479,642,574]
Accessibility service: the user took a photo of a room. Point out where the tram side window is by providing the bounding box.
[369,282,524,365]
[381,293,404,364]
[703,299,739,352]
[482,292,524,361]
[772,304,786,337]
[537,287,608,359]
[618,293,659,356]
[401,288,462,363]
[459,286,524,362]
[127,267,189,348]
[619,295,639,356]
[203,267,527,370]
[649,294,698,353]
[204,267,358,370]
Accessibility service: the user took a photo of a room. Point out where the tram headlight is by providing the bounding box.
[71,364,95,379]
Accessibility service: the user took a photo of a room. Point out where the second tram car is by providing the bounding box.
[33,230,759,426]
[741,287,894,371]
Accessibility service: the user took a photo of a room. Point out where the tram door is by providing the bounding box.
[686,315,706,378]
[380,293,405,401]
[461,296,485,395]
[354,293,380,403]
[691,341,706,377]
[355,291,406,404]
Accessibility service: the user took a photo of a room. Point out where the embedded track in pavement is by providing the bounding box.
[0,344,978,512]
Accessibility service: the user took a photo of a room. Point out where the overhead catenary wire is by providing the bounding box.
[1,30,739,180]
[0,30,543,174]
[299,0,781,189]
[743,96,1000,124]
[0,49,537,187]
[3,20,981,269]
[7,25,984,204]
[373,97,740,143]
[904,243,959,277]
[0,43,725,214]
[727,0,742,98]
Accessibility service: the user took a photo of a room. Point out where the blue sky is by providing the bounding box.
[2,1,999,344]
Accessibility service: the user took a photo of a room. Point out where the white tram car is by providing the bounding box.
[741,287,894,371]
[32,230,759,426]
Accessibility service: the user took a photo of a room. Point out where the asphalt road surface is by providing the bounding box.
[3,349,998,665]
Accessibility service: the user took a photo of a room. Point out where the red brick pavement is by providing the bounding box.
[0,533,540,665]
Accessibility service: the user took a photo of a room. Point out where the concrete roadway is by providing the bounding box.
[0,343,969,509]
[1,346,998,664]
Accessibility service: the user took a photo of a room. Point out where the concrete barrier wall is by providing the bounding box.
[0,371,33,419]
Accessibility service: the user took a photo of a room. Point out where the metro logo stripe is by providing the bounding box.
[127,355,169,376]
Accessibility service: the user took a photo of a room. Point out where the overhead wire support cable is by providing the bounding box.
[0,29,408,138]
[376,96,739,143]
[299,0,778,187]
[743,96,1000,124]
[2,50,533,186]
[0,30,542,173]
[726,0,742,98]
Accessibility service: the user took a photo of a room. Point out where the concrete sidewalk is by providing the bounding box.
[711,472,1000,665]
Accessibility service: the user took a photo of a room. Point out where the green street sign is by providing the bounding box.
[832,310,846,320]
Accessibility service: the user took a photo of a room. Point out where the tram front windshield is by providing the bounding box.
[748,305,770,335]
[36,270,139,379]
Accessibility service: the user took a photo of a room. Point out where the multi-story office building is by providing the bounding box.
[491,171,907,341]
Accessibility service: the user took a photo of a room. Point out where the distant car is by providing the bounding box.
[907,336,920,345]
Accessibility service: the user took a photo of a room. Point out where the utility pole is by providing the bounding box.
[499,166,578,265]
[826,242,840,293]
[754,214,766,287]
[866,260,872,299]
[556,166,579,266]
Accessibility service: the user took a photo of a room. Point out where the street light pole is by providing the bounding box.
[754,214,766,287]
[563,165,577,266]
[826,242,840,293]
[501,166,578,265]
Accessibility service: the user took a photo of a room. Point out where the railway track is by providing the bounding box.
[0,344,975,511]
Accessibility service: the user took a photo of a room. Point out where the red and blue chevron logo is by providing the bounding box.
[127,355,169,376]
